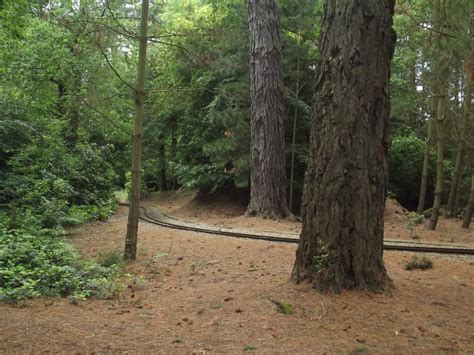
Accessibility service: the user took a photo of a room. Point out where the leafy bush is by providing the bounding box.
[407,212,424,225]
[1,139,117,229]
[174,163,232,192]
[0,226,123,302]
[125,170,149,197]
[389,134,433,209]
[388,133,455,210]
[67,199,117,223]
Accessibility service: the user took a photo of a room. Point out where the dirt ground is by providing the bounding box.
[1,192,473,354]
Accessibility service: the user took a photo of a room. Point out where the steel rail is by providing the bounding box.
[123,204,474,256]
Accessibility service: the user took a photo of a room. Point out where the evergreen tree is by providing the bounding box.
[246,0,289,218]
[292,0,396,292]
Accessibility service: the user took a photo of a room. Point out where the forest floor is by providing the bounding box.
[1,190,473,354]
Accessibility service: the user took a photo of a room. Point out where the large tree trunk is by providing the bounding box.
[292,0,395,292]
[446,81,471,217]
[246,0,289,219]
[462,173,474,229]
[124,0,149,261]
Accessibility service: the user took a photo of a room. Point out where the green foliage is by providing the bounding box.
[0,226,123,302]
[97,251,123,268]
[190,260,202,273]
[406,212,424,239]
[243,344,257,352]
[388,132,456,209]
[1,141,117,229]
[275,301,294,315]
[141,0,318,194]
[125,171,149,197]
[113,190,128,204]
[350,345,369,354]
[388,134,434,208]
[0,4,119,229]
[405,256,433,271]
[407,212,424,227]
[312,241,329,272]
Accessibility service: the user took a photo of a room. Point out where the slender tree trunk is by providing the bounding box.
[292,0,395,292]
[462,174,474,228]
[65,64,82,148]
[124,0,149,261]
[417,103,436,214]
[246,0,289,219]
[170,115,178,190]
[159,133,168,191]
[428,94,446,229]
[446,81,471,217]
[289,57,300,213]
[428,0,449,230]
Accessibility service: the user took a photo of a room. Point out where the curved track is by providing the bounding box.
[121,204,474,256]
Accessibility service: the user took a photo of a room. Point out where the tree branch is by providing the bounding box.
[81,99,132,136]
[105,0,138,39]
[97,44,135,90]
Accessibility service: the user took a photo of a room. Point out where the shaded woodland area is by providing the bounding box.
[0,0,473,352]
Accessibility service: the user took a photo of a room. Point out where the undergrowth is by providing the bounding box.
[405,256,433,270]
[0,223,124,302]
[270,299,294,315]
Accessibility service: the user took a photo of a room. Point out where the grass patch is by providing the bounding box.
[350,345,369,353]
[190,260,202,272]
[271,299,294,315]
[405,256,433,270]
[154,250,169,260]
[244,343,257,352]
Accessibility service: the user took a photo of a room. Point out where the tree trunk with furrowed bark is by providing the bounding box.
[246,0,289,219]
[292,0,396,292]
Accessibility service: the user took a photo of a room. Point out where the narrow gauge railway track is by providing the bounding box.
[123,204,474,256]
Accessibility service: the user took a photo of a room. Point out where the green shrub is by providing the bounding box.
[388,133,454,210]
[97,251,123,268]
[68,199,116,222]
[407,212,424,226]
[388,134,434,208]
[406,212,424,239]
[1,140,117,229]
[405,256,433,270]
[125,170,149,197]
[0,226,124,302]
